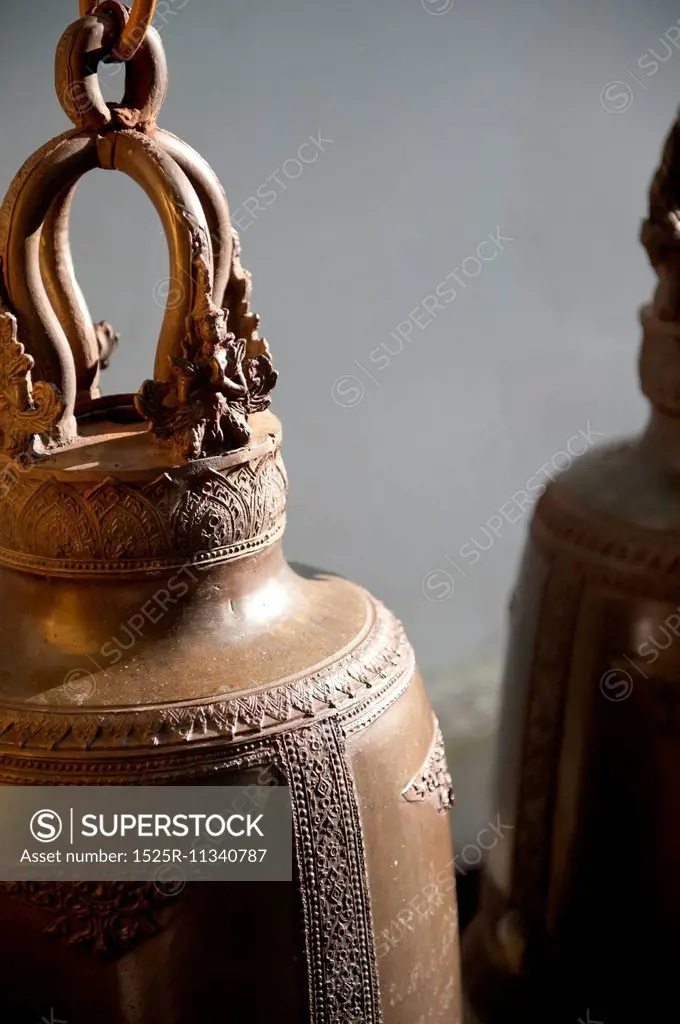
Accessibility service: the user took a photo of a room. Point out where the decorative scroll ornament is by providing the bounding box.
[5,881,177,959]
[136,243,278,460]
[641,110,680,320]
[227,232,279,410]
[0,308,62,456]
[93,321,120,371]
[0,1,278,463]
[0,447,287,576]
[277,720,384,1024]
[402,717,455,814]
[0,596,407,753]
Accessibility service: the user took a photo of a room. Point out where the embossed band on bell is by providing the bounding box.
[0,412,287,576]
[0,6,461,1023]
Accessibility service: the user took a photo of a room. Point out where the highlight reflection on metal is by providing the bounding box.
[462,107,680,1024]
[0,5,460,1022]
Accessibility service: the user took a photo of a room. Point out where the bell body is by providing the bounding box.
[461,103,680,1024]
[0,11,460,1018]
[0,412,460,1024]
[463,395,680,1021]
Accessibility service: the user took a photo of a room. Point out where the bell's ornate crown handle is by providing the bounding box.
[0,0,277,460]
[638,108,680,417]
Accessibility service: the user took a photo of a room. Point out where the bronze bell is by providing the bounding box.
[0,3,461,1021]
[462,107,680,1023]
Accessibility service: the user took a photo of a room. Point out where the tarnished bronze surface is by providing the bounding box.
[79,0,159,61]
[0,7,460,1023]
[462,109,680,1023]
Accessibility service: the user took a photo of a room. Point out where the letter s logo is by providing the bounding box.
[30,809,63,843]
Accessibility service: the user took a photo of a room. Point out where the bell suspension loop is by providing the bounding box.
[0,0,278,462]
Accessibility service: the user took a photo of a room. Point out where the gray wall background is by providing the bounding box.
[0,0,678,687]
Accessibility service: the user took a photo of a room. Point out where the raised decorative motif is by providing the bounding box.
[277,719,383,1024]
[93,320,120,373]
[0,308,62,456]
[534,483,653,568]
[0,5,461,1021]
[136,249,277,459]
[402,717,455,814]
[533,483,680,598]
[224,230,272,369]
[1,649,408,971]
[641,109,680,321]
[4,881,179,958]
[0,448,287,576]
[0,609,412,984]
[222,231,278,415]
[0,597,412,754]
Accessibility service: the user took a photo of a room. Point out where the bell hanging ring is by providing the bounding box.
[0,7,462,1024]
[57,2,168,133]
[79,0,158,60]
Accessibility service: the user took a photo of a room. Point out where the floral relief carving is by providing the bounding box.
[4,881,179,959]
[0,309,62,456]
[0,450,287,575]
[136,242,278,460]
[402,717,455,814]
